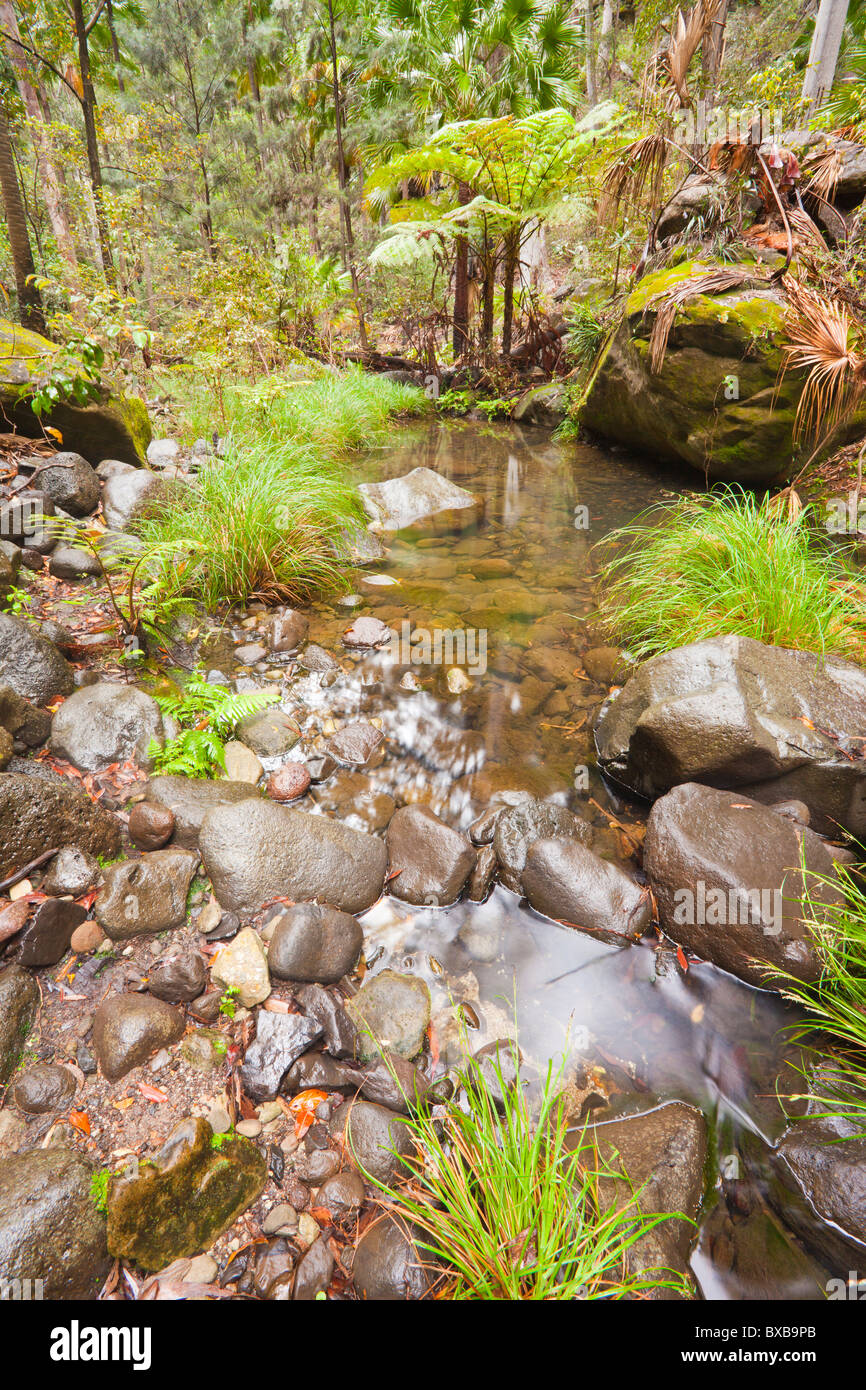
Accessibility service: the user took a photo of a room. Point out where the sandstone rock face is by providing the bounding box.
[359,466,482,534]
[0,1147,109,1298]
[580,259,866,481]
[644,783,844,988]
[199,798,386,915]
[594,635,866,837]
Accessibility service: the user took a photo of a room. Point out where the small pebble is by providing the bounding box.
[262,1203,298,1236]
[236,1118,262,1138]
[297,1213,320,1247]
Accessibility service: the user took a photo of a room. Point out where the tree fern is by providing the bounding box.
[150,673,280,778]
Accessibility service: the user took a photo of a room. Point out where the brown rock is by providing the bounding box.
[128,800,175,850]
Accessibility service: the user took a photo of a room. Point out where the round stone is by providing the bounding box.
[128,800,176,851]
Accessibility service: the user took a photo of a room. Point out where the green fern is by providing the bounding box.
[150,673,279,778]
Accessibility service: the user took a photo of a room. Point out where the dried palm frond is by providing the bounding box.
[781,278,866,445]
[662,0,720,109]
[788,207,828,252]
[708,139,758,177]
[645,267,754,373]
[806,146,843,204]
[599,131,669,224]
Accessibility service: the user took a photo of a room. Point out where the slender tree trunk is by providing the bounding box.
[501,229,520,357]
[802,0,850,109]
[71,0,115,283]
[597,0,614,92]
[0,106,45,332]
[583,0,597,104]
[326,0,367,348]
[0,0,79,276]
[452,181,470,357]
[701,0,729,99]
[106,0,125,93]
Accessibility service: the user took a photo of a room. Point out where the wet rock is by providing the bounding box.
[234,642,267,665]
[102,470,178,531]
[211,926,271,1008]
[267,763,311,802]
[12,1062,75,1113]
[353,1213,431,1300]
[0,489,55,551]
[143,776,259,848]
[324,721,384,768]
[0,683,52,746]
[770,1112,866,1271]
[467,843,497,902]
[223,740,263,783]
[269,609,309,653]
[18,897,87,966]
[522,838,651,941]
[493,798,594,893]
[0,964,39,1084]
[235,709,300,757]
[643,783,843,988]
[346,969,431,1062]
[200,798,387,915]
[295,983,359,1059]
[42,844,99,897]
[0,614,74,705]
[316,1170,365,1225]
[0,1148,109,1298]
[268,903,363,984]
[128,799,175,850]
[342,615,393,649]
[386,805,476,907]
[148,950,208,1003]
[96,849,197,940]
[697,1199,828,1300]
[285,1052,358,1093]
[359,466,481,535]
[594,635,866,837]
[251,1236,295,1298]
[147,438,180,468]
[359,1054,433,1113]
[298,644,339,673]
[582,1101,707,1299]
[583,645,629,685]
[293,1237,335,1299]
[335,1099,413,1182]
[50,681,164,772]
[69,920,105,954]
[0,771,121,877]
[92,992,185,1081]
[107,1117,267,1272]
[240,1010,323,1102]
[48,545,102,580]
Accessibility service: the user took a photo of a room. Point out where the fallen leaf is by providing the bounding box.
[138,1082,168,1103]
[68,1109,91,1135]
[676,945,689,972]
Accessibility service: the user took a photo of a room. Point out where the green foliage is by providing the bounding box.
[366,1047,691,1300]
[149,676,278,778]
[210,1127,237,1148]
[596,488,866,663]
[90,1169,111,1216]
[565,302,605,367]
[218,986,240,1020]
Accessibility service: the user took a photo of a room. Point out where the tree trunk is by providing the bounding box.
[106,0,125,93]
[583,0,597,105]
[71,0,115,283]
[597,0,614,91]
[701,0,729,99]
[802,0,850,109]
[501,229,519,357]
[452,181,470,357]
[0,0,79,276]
[0,107,45,332]
[326,0,367,348]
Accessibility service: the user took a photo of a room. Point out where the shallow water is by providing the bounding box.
[223,419,828,1298]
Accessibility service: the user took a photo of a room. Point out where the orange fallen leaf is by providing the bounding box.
[310,1207,332,1224]
[138,1082,168,1103]
[288,1088,328,1137]
[68,1109,91,1135]
[676,945,689,972]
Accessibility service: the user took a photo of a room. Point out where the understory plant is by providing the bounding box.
[363,1049,691,1301]
[595,487,866,662]
[776,859,866,1129]
[149,675,279,778]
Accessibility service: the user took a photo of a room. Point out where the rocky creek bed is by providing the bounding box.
[0,418,863,1301]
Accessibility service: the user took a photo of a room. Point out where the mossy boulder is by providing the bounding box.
[580,259,866,483]
[0,963,39,1086]
[106,1116,267,1271]
[0,318,150,466]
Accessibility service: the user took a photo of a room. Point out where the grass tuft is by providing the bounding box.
[595,486,866,663]
[359,1047,691,1301]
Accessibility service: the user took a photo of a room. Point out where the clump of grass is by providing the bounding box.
[596,486,866,662]
[363,1048,690,1301]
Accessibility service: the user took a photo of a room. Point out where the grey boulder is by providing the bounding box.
[0,772,122,878]
[92,992,185,1082]
[385,805,476,906]
[492,798,593,893]
[0,614,73,705]
[267,903,363,984]
[143,775,260,848]
[50,681,164,772]
[522,837,652,942]
[0,1148,109,1298]
[96,849,198,939]
[359,466,481,535]
[35,452,100,516]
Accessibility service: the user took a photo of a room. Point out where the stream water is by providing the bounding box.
[219,419,828,1298]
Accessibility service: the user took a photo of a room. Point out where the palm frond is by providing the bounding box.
[781,278,866,445]
[645,267,755,374]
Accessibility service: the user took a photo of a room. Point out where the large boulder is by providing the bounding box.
[0,317,150,465]
[492,798,593,893]
[50,682,165,772]
[595,635,866,838]
[578,1101,706,1299]
[102,470,179,531]
[644,783,844,988]
[385,805,476,906]
[359,466,482,535]
[142,775,261,848]
[0,614,74,705]
[199,798,387,915]
[95,849,198,939]
[106,1117,266,1271]
[522,837,652,942]
[0,1147,109,1298]
[0,771,122,878]
[580,259,866,481]
[32,452,100,516]
[0,963,39,1085]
